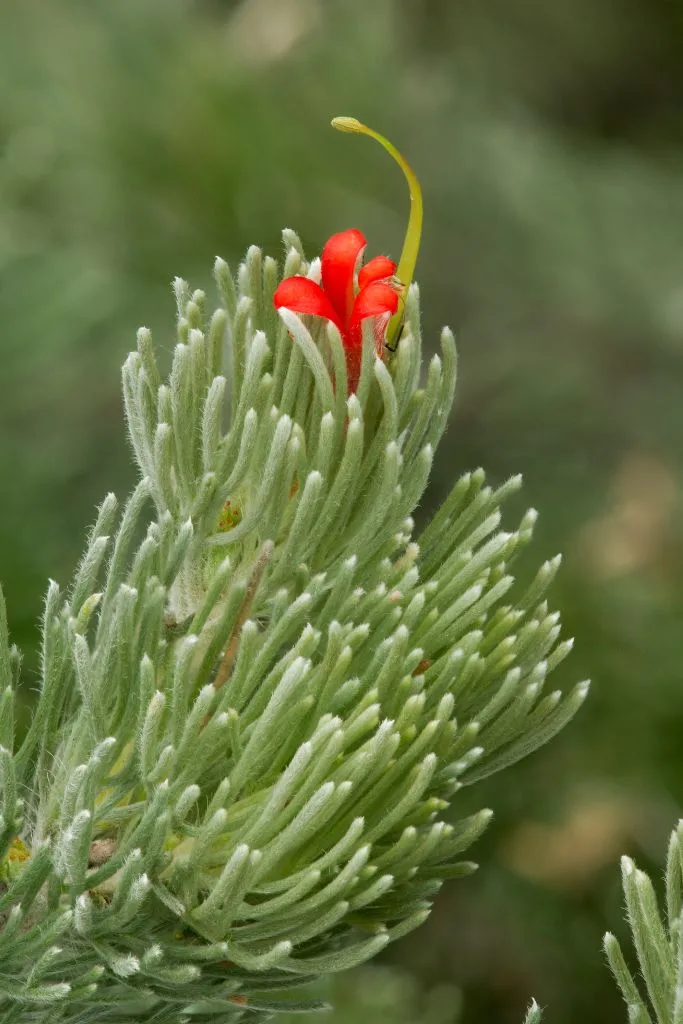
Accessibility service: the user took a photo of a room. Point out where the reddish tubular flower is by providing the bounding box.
[273,228,399,392]
[274,117,422,393]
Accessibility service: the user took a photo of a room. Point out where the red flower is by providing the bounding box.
[273,228,399,392]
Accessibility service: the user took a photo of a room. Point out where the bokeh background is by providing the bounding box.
[3,1,683,1021]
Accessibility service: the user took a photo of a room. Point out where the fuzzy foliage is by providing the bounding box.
[0,233,587,1021]
[605,822,683,1024]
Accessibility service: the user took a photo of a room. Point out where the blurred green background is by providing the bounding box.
[3,1,683,1020]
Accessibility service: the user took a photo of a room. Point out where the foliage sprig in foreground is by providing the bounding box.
[0,233,586,1021]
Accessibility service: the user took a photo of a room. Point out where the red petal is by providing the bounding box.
[321,228,366,325]
[345,282,400,392]
[358,255,396,289]
[349,281,399,333]
[273,276,344,332]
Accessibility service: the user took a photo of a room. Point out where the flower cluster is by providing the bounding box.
[274,116,423,392]
[274,228,398,392]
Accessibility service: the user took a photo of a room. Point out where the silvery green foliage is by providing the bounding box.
[605,822,683,1024]
[523,1001,543,1024]
[0,231,587,1021]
